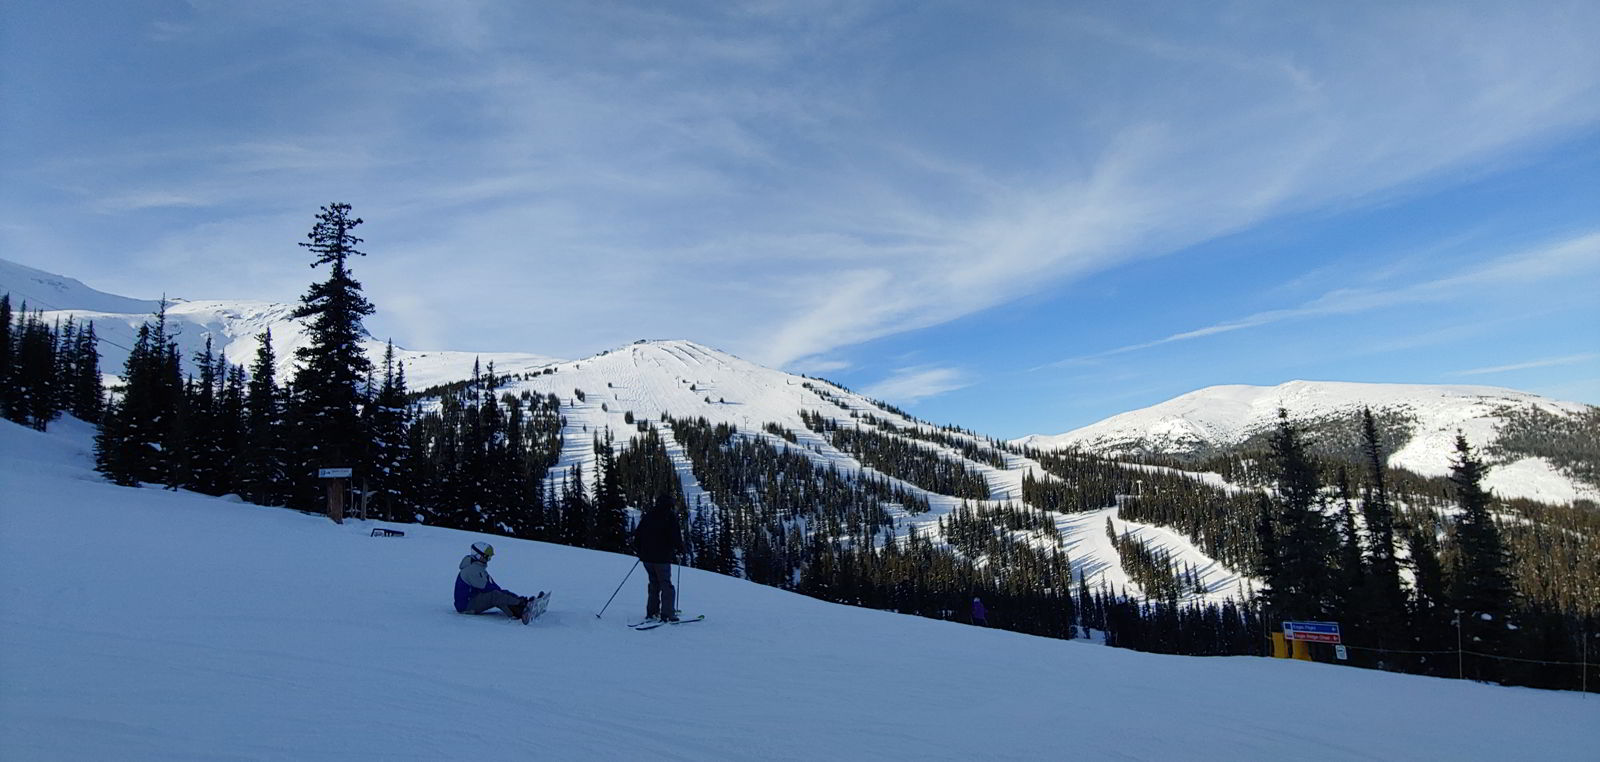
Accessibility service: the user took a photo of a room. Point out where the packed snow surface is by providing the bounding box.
[3,419,1596,760]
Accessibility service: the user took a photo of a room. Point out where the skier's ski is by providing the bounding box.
[630,615,703,630]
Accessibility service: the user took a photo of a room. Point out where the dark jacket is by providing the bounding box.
[634,508,681,564]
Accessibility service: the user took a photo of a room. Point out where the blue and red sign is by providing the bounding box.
[1282,621,1342,643]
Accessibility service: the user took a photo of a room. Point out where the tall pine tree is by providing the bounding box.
[364,341,412,522]
[1258,409,1343,623]
[1358,407,1407,661]
[288,202,375,510]
[239,330,289,505]
[591,431,629,552]
[1446,434,1518,682]
[184,338,225,494]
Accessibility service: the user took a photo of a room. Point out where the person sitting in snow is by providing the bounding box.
[454,541,537,621]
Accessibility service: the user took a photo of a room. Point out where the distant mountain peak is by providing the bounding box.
[1015,380,1597,504]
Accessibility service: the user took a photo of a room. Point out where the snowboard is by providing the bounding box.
[630,614,703,630]
[521,591,551,624]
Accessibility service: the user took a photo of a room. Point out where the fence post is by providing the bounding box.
[1456,611,1463,681]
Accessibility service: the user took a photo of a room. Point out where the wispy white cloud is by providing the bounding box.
[93,192,211,213]
[6,1,1600,367]
[787,357,852,375]
[1451,353,1600,377]
[1043,231,1600,366]
[861,366,972,404]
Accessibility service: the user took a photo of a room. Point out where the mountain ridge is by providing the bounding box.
[5,256,1594,507]
[1015,380,1598,504]
[0,257,561,391]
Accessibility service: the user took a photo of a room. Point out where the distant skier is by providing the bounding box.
[633,493,683,623]
[972,596,988,627]
[454,542,538,622]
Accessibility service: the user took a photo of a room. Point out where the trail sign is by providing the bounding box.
[1282,621,1342,644]
[319,468,353,479]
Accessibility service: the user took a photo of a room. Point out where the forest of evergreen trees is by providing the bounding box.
[800,409,991,499]
[4,202,1595,693]
[0,294,103,431]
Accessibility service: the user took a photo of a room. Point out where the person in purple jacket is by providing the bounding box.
[971,596,988,627]
[454,542,535,620]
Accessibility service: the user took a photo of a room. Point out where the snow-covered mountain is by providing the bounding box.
[4,418,1596,758]
[2,259,1241,603]
[0,257,559,390]
[5,259,1593,613]
[1015,380,1599,504]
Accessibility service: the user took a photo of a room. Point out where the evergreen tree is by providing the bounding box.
[95,304,184,486]
[1258,410,1342,623]
[239,330,290,506]
[0,294,12,419]
[1358,407,1407,659]
[217,363,248,495]
[1405,523,1453,677]
[9,308,60,429]
[288,202,375,510]
[1446,434,1518,681]
[561,468,592,546]
[591,431,629,552]
[364,341,411,521]
[184,338,225,494]
[1332,467,1370,659]
[66,321,103,423]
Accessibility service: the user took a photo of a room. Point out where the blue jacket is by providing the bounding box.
[454,555,502,612]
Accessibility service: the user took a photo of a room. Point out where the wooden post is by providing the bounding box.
[319,467,353,524]
[326,478,346,524]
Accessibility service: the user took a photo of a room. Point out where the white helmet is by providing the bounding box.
[471,541,494,560]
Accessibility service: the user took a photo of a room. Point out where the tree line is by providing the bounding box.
[0,294,104,430]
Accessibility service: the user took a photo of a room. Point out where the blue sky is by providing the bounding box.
[3,1,1597,438]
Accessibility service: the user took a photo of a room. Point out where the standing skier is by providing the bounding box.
[634,493,682,623]
[971,596,988,627]
[454,542,537,622]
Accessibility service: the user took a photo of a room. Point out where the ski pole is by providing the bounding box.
[675,563,682,614]
[596,559,640,619]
